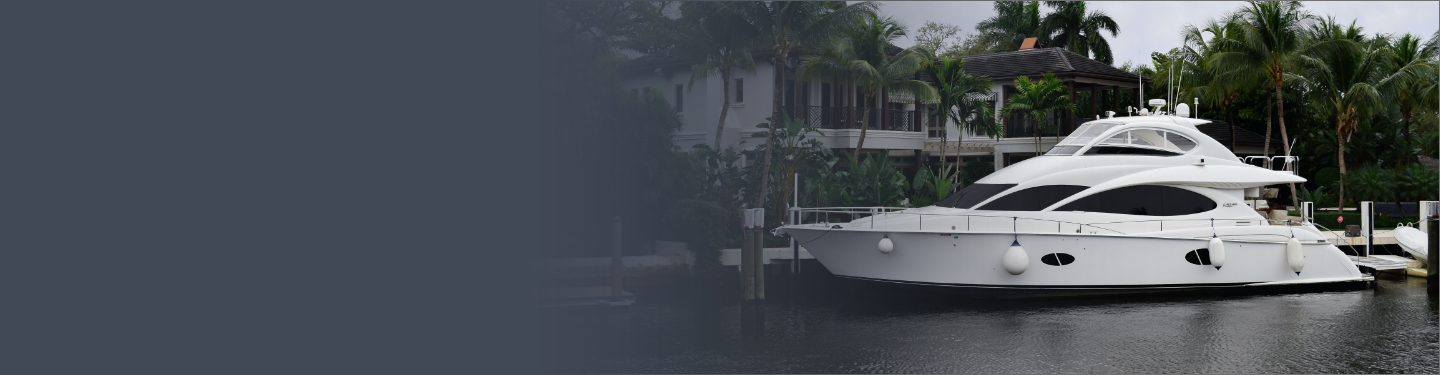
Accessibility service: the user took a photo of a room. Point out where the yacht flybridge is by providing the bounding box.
[775,113,1369,297]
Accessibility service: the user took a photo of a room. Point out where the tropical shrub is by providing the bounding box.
[664,199,731,277]
[962,159,995,187]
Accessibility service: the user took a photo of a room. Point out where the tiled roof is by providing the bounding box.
[956,47,1142,82]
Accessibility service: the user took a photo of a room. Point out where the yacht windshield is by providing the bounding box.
[1085,128,1197,155]
[1054,122,1120,147]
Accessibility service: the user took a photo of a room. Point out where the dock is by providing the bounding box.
[719,246,813,266]
[1348,255,1411,271]
[1322,230,1396,245]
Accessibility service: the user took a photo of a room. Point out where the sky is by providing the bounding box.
[879,1,1440,68]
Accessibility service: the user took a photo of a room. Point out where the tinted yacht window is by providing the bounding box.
[975,185,1089,211]
[1057,185,1217,216]
[935,183,1017,208]
[1083,146,1182,156]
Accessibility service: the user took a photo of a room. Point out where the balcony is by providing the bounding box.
[780,106,920,132]
[1001,115,1091,139]
[765,106,926,151]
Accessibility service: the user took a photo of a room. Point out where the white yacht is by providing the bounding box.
[776,112,1370,297]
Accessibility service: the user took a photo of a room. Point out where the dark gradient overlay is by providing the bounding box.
[4,2,552,373]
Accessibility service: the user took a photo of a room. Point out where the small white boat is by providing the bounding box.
[1393,225,1428,264]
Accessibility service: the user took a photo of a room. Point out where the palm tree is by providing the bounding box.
[1210,1,1348,209]
[1181,17,1255,150]
[1001,73,1077,155]
[1038,1,1120,65]
[976,1,1043,52]
[798,13,939,153]
[1292,17,1424,212]
[918,55,999,179]
[1384,33,1440,165]
[678,3,758,151]
[725,0,877,214]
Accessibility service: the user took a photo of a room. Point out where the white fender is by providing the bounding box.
[1003,240,1029,275]
[878,237,894,254]
[1286,237,1304,274]
[1209,237,1226,270]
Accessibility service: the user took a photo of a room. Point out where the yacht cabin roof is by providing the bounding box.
[937,116,1305,213]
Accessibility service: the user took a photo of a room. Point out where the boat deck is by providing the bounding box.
[1348,255,1411,271]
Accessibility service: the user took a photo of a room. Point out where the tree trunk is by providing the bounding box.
[714,66,732,151]
[857,106,872,152]
[757,55,781,216]
[1263,95,1273,158]
[1337,119,1347,213]
[1275,82,1298,209]
[1402,112,1412,167]
[847,81,855,129]
[1033,114,1041,156]
[1226,96,1236,151]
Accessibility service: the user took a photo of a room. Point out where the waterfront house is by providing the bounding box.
[618,41,1276,172]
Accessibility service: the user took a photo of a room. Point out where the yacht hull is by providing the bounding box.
[785,226,1368,297]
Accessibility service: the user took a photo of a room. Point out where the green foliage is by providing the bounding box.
[744,114,833,227]
[962,159,995,187]
[976,1,1043,52]
[1039,1,1120,65]
[1296,185,1335,207]
[1421,130,1439,158]
[664,199,731,277]
[913,21,964,58]
[827,152,909,208]
[1307,211,1409,230]
[685,143,750,210]
[797,11,939,151]
[1314,167,1340,192]
[912,163,960,207]
[1395,165,1440,202]
[1339,165,1393,206]
[1002,72,1078,154]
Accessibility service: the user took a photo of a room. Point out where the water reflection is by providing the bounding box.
[544,275,1438,373]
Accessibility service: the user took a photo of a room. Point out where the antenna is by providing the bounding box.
[1176,60,1183,113]
[1168,59,1173,112]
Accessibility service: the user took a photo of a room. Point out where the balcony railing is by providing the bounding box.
[782,106,919,132]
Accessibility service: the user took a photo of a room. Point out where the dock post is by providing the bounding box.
[1361,201,1373,257]
[1429,216,1437,295]
[741,226,755,303]
[754,225,765,301]
[611,216,623,302]
[792,173,800,276]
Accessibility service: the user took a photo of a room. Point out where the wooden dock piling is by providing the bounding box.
[1429,217,1437,294]
[753,227,765,301]
[741,230,755,303]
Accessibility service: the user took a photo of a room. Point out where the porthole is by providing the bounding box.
[1040,253,1076,266]
[1185,249,1211,265]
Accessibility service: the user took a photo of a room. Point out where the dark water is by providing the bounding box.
[543,274,1439,373]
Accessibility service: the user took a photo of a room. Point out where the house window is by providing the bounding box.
[1057,185,1217,216]
[674,84,684,112]
[735,79,744,103]
[784,80,794,108]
